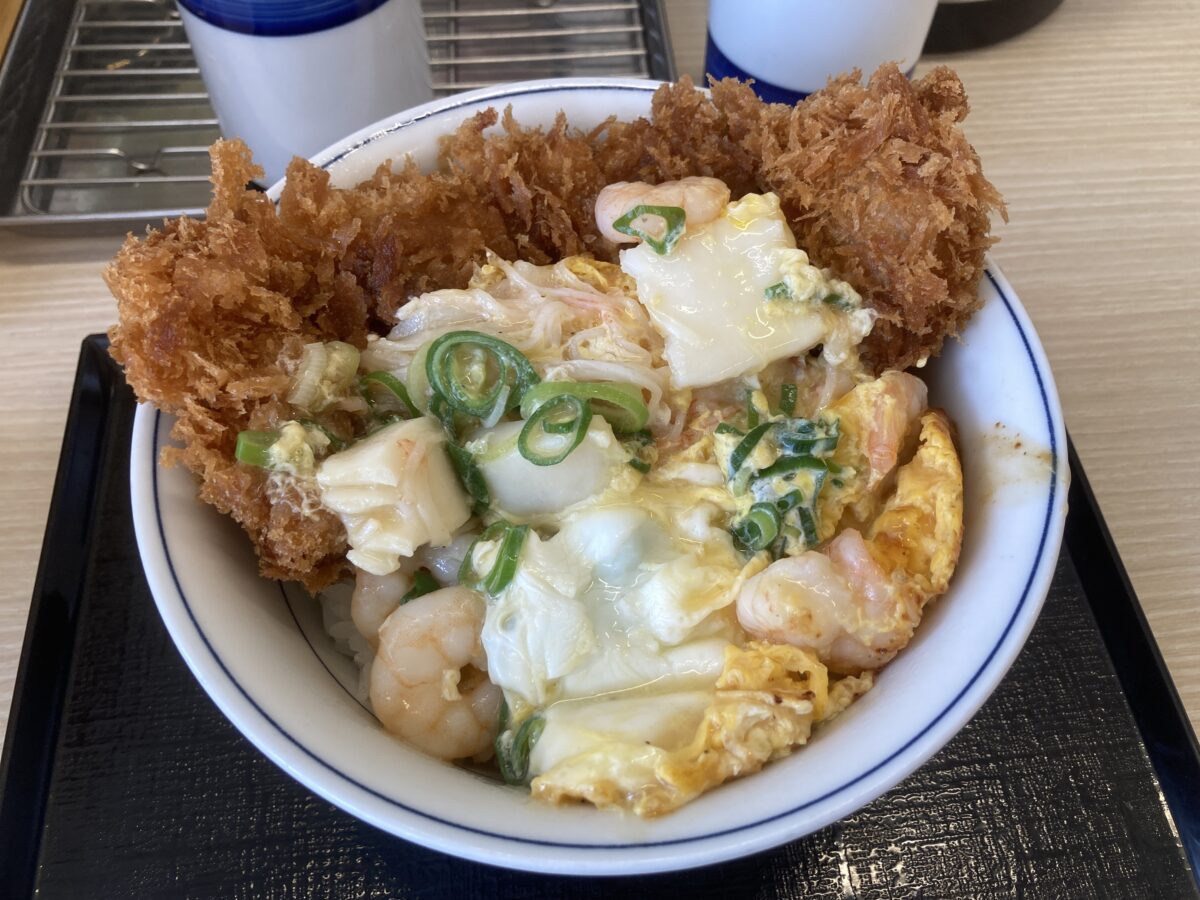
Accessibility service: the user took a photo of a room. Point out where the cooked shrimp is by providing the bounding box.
[794,357,858,418]
[595,177,731,245]
[831,370,928,490]
[370,586,503,760]
[351,566,414,650]
[737,411,963,674]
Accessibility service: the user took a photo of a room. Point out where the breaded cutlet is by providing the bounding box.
[106,65,1002,590]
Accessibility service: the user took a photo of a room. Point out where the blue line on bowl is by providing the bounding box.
[150,84,1060,851]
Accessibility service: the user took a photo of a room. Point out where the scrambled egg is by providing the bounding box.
[864,411,964,600]
[477,502,748,711]
[305,180,964,816]
[532,642,854,817]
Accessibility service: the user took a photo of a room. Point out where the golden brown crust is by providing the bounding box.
[106,67,1001,588]
[705,66,1006,370]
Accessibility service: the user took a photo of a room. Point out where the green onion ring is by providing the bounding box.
[728,422,774,475]
[753,454,827,482]
[519,381,648,435]
[425,331,539,420]
[360,371,419,419]
[732,503,781,552]
[496,712,546,785]
[459,521,529,595]
[773,490,803,515]
[796,506,821,548]
[497,697,510,735]
[235,430,278,467]
[777,418,840,457]
[517,395,593,467]
[612,204,687,255]
[445,442,490,516]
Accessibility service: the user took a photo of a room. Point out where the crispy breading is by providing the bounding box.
[709,66,1006,370]
[107,66,1001,588]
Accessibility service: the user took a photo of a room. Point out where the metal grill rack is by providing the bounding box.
[0,0,673,228]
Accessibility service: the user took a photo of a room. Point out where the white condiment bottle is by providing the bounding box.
[179,0,433,187]
[705,0,939,102]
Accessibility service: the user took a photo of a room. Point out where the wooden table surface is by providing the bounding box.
[0,0,1197,749]
[0,0,21,61]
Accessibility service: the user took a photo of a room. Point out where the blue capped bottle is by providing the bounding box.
[704,0,938,104]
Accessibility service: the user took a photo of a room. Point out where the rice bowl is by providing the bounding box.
[127,78,1068,874]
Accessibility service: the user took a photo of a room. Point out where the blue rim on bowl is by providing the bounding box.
[130,78,1069,875]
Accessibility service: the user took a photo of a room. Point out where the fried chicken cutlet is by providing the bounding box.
[106,65,1003,590]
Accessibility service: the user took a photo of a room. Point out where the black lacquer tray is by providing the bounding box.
[2,335,1199,898]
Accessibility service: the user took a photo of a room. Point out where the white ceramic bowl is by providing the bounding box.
[129,78,1069,875]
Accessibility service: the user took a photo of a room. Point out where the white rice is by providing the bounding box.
[319,581,375,705]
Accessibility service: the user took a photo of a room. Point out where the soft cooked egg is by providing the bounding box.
[469,417,634,521]
[316,417,470,575]
[864,410,964,600]
[619,193,871,389]
[479,504,749,711]
[530,691,712,774]
[530,642,830,817]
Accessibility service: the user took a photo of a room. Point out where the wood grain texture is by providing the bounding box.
[0,0,1198,749]
[0,233,122,741]
[0,0,23,61]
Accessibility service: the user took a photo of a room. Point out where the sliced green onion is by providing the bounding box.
[459,521,528,595]
[235,430,278,467]
[519,381,648,435]
[517,395,592,467]
[714,421,744,437]
[779,384,798,417]
[287,341,360,413]
[541,415,576,435]
[731,502,781,552]
[729,422,774,475]
[496,711,546,785]
[773,490,803,515]
[764,281,793,300]
[621,428,655,474]
[360,371,419,419]
[746,398,760,430]
[612,204,687,255]
[753,454,827,482]
[297,418,347,452]
[399,568,439,605]
[425,331,539,421]
[823,292,854,311]
[430,394,474,442]
[482,383,512,429]
[777,418,840,457]
[445,442,490,516]
[796,505,821,548]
